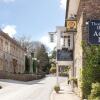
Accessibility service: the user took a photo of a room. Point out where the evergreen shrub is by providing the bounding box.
[88,83,100,100]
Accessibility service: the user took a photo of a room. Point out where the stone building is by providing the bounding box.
[0,30,25,74]
[66,0,100,97]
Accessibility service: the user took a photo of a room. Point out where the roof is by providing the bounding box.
[0,30,26,51]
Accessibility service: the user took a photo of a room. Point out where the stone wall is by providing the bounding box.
[0,71,45,81]
[74,13,83,97]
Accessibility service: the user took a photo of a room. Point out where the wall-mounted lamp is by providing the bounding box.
[86,21,89,25]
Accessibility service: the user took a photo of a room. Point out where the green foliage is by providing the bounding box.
[94,97,100,100]
[81,41,100,99]
[36,44,49,72]
[25,56,30,73]
[54,85,60,93]
[59,66,69,77]
[69,77,78,87]
[49,47,56,59]
[51,50,56,59]
[64,66,70,72]
[50,66,56,74]
[32,59,36,73]
[88,83,100,100]
[81,66,93,98]
[59,72,68,77]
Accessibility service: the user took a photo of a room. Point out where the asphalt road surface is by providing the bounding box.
[0,75,66,100]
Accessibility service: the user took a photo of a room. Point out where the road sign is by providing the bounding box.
[89,20,100,44]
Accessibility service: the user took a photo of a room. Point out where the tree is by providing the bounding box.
[49,47,56,59]
[17,36,50,73]
[36,44,49,73]
[17,35,42,53]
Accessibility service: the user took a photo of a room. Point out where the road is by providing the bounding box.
[0,75,66,100]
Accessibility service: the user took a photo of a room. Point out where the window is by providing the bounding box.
[0,38,3,50]
[5,41,8,52]
[68,36,70,47]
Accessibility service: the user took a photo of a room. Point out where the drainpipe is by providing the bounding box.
[65,0,70,26]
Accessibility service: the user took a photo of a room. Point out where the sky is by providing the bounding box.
[0,0,67,50]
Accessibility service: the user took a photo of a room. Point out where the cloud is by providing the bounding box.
[60,0,67,10]
[40,35,56,51]
[0,0,15,3]
[2,25,17,37]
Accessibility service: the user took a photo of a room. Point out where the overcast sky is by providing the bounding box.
[0,0,67,50]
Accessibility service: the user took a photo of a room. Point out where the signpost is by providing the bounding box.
[89,20,100,44]
[66,19,77,32]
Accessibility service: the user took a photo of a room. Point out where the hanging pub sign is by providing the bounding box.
[89,20,100,44]
[49,32,54,42]
[57,49,73,61]
[66,19,77,32]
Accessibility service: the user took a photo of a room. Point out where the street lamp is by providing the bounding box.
[24,53,27,73]
[29,54,33,73]
[33,58,40,79]
[37,60,40,74]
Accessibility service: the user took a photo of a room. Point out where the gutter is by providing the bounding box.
[65,0,70,27]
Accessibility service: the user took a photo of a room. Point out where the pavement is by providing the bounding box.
[50,82,81,100]
[0,75,66,100]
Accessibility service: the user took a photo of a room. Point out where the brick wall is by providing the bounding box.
[74,0,100,97]
[75,0,100,67]
[77,0,100,20]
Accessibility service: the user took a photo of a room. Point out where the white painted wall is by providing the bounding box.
[68,0,80,18]
[58,61,73,66]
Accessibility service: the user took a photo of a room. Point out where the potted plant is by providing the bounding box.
[0,86,2,89]
[70,77,78,87]
[54,85,60,93]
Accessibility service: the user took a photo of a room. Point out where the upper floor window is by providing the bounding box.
[0,38,3,50]
[68,36,70,47]
[5,41,9,52]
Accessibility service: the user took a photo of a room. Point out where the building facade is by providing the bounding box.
[66,0,100,97]
[0,30,25,74]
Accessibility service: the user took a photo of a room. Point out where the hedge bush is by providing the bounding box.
[81,42,100,99]
[88,83,100,100]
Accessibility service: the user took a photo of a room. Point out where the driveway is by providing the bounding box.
[0,75,66,100]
